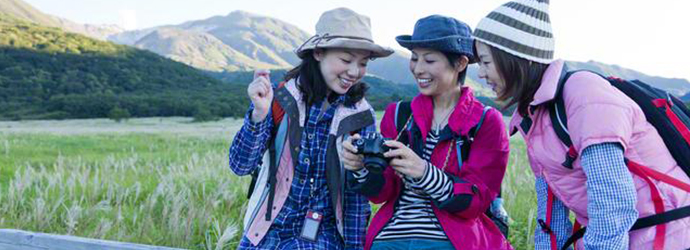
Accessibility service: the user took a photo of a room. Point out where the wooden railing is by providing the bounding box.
[0,229,184,250]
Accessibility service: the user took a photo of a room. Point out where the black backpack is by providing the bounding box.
[548,69,690,250]
[393,101,510,238]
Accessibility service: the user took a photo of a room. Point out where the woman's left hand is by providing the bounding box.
[383,140,427,179]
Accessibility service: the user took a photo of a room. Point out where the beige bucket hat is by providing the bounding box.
[295,7,394,58]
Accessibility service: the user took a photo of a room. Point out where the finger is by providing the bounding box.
[389,158,402,168]
[250,79,265,95]
[383,148,408,159]
[257,78,270,96]
[260,77,272,92]
[342,141,357,153]
[350,133,362,140]
[391,160,409,174]
[383,140,405,150]
[342,151,362,162]
[254,69,270,80]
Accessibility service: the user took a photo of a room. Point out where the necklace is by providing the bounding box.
[433,107,455,132]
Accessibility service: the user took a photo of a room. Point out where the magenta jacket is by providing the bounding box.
[351,87,512,250]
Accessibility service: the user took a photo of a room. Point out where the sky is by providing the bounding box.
[23,0,690,81]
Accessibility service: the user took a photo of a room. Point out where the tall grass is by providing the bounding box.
[0,118,539,249]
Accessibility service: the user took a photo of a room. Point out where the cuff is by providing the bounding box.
[352,168,369,183]
[244,106,271,132]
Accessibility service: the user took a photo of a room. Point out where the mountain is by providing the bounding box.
[107,10,690,97]
[681,93,690,102]
[464,61,690,97]
[133,27,277,71]
[563,61,690,97]
[0,0,123,39]
[109,10,310,71]
[106,11,423,84]
[0,14,249,120]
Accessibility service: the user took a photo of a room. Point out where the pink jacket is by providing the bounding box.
[359,87,512,250]
[509,60,690,249]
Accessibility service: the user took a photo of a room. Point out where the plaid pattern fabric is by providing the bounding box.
[228,104,273,176]
[534,143,638,250]
[230,98,375,250]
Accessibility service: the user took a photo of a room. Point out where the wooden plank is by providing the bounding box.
[0,229,184,250]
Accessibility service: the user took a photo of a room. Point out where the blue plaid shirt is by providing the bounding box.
[534,142,638,250]
[230,97,375,250]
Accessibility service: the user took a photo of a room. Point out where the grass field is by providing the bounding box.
[0,117,538,249]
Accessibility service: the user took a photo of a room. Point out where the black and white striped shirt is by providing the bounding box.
[354,129,455,240]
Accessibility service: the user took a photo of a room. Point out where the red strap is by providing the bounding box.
[567,146,579,158]
[271,82,287,126]
[546,187,558,250]
[573,220,581,248]
[633,161,690,192]
[627,161,667,250]
[652,99,690,146]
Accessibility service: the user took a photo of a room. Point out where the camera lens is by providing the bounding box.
[363,156,387,174]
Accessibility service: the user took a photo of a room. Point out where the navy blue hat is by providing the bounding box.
[396,15,476,63]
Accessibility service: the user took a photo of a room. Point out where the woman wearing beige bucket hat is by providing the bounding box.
[228,7,393,250]
[474,0,690,249]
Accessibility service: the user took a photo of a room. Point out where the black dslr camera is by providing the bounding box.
[352,134,392,173]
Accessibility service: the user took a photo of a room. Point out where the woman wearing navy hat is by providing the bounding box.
[342,15,512,250]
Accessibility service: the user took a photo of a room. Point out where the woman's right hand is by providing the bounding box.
[247,70,272,123]
[342,134,365,171]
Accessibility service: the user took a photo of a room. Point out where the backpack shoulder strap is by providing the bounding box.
[549,68,588,169]
[549,67,577,147]
[456,106,493,171]
[394,101,413,145]
[395,101,412,133]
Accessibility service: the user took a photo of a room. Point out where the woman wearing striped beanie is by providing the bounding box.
[474,0,690,250]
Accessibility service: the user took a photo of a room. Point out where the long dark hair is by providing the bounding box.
[284,49,368,107]
[441,51,468,85]
[482,44,549,116]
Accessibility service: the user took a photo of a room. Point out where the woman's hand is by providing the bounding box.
[247,69,272,122]
[383,140,427,179]
[342,134,365,171]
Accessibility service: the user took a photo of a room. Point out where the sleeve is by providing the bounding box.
[409,161,454,203]
[227,104,274,176]
[534,177,573,250]
[435,108,510,217]
[343,109,376,250]
[348,103,402,204]
[343,179,371,249]
[580,143,638,250]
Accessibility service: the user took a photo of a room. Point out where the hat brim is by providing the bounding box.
[296,38,394,59]
[396,35,476,63]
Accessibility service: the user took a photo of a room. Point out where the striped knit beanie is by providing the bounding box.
[473,0,554,64]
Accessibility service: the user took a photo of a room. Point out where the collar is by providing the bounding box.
[508,59,566,135]
[530,59,566,106]
[410,86,484,138]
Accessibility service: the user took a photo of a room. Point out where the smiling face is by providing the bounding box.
[475,41,507,96]
[313,48,371,95]
[409,48,466,96]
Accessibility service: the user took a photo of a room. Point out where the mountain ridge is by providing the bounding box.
[0,0,123,39]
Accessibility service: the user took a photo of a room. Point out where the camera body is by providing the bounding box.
[352,134,392,173]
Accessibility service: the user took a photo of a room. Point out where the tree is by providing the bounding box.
[108,107,130,123]
[193,106,219,123]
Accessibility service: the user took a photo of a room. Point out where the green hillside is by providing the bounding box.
[0,14,249,120]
